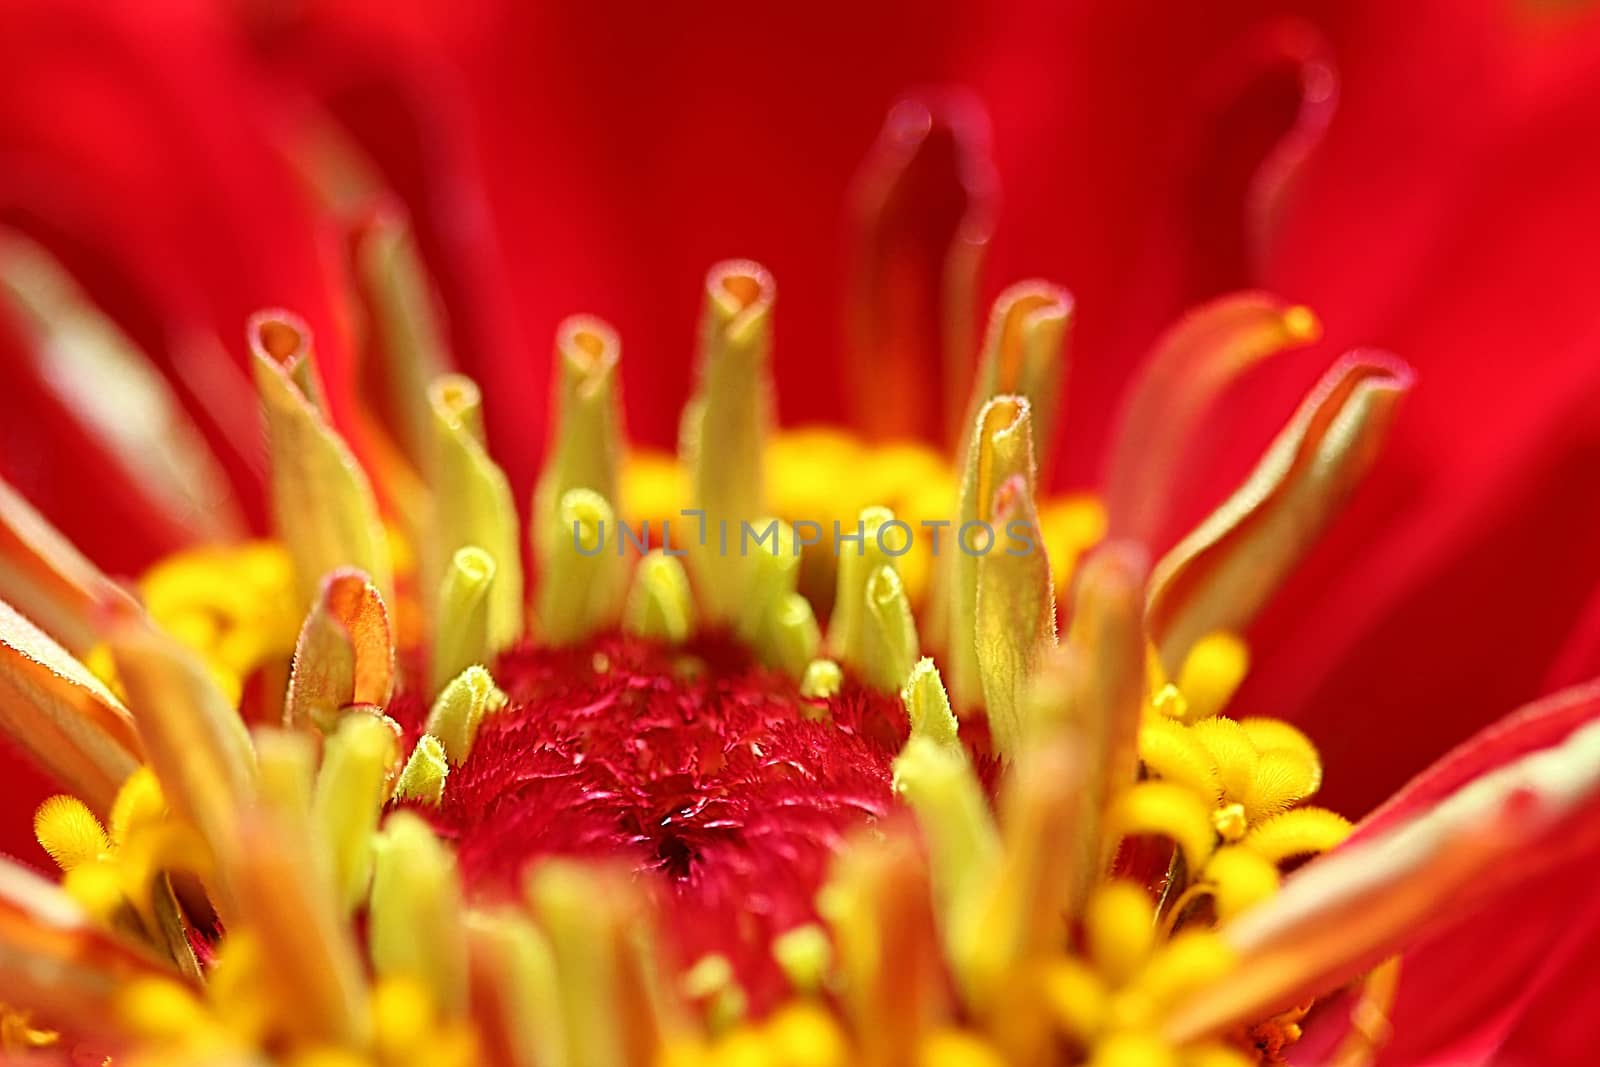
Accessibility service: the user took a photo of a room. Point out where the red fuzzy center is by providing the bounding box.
[390,632,909,1006]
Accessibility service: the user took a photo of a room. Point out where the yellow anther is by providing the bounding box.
[431,545,496,695]
[116,977,217,1043]
[426,665,506,767]
[1202,846,1281,922]
[765,1002,848,1067]
[1135,930,1235,1008]
[394,735,449,806]
[538,488,627,646]
[1087,1030,1179,1067]
[901,657,961,747]
[33,795,107,872]
[370,812,468,1018]
[892,737,1000,930]
[314,712,400,912]
[1107,781,1217,876]
[534,316,624,578]
[859,565,920,692]
[61,862,124,924]
[251,311,393,608]
[1210,803,1248,843]
[681,262,776,624]
[799,659,843,700]
[624,550,695,644]
[1174,632,1249,721]
[1184,1043,1256,1067]
[427,374,524,655]
[917,1028,1009,1067]
[1042,957,1111,1043]
[1138,718,1219,801]
[1243,806,1353,865]
[1238,717,1323,796]
[1086,882,1157,987]
[772,923,833,995]
[1241,750,1320,823]
[827,505,896,665]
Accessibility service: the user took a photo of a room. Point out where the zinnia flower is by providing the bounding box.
[2,4,1600,1066]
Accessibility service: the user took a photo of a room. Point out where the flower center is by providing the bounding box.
[391,631,910,1008]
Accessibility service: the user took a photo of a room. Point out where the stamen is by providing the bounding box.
[860,565,920,692]
[0,598,140,814]
[394,735,449,807]
[827,505,897,665]
[892,737,1001,947]
[431,547,496,695]
[800,659,845,700]
[681,261,776,623]
[370,813,468,1018]
[537,489,627,646]
[463,908,565,1067]
[623,550,695,645]
[902,657,960,747]
[427,375,523,654]
[975,472,1056,760]
[533,317,624,593]
[771,923,833,994]
[425,665,507,767]
[1107,781,1218,875]
[33,795,108,872]
[525,860,674,1067]
[249,310,393,608]
[313,712,401,913]
[944,396,1037,710]
[352,209,451,474]
[1242,808,1352,865]
[1175,633,1249,721]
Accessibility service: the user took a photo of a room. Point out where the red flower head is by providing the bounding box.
[1,3,1600,1065]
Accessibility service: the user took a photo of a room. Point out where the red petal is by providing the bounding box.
[1297,682,1600,1065]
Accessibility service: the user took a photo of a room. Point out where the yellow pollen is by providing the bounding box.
[1211,803,1248,843]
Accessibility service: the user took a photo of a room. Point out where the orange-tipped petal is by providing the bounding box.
[284,568,395,734]
[107,617,255,884]
[0,598,140,813]
[0,857,173,1042]
[1103,292,1321,545]
[250,310,393,610]
[0,476,142,654]
[1147,351,1413,671]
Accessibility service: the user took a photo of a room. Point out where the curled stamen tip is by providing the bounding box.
[706,260,776,322]
[247,309,312,368]
[429,373,482,422]
[556,315,621,380]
